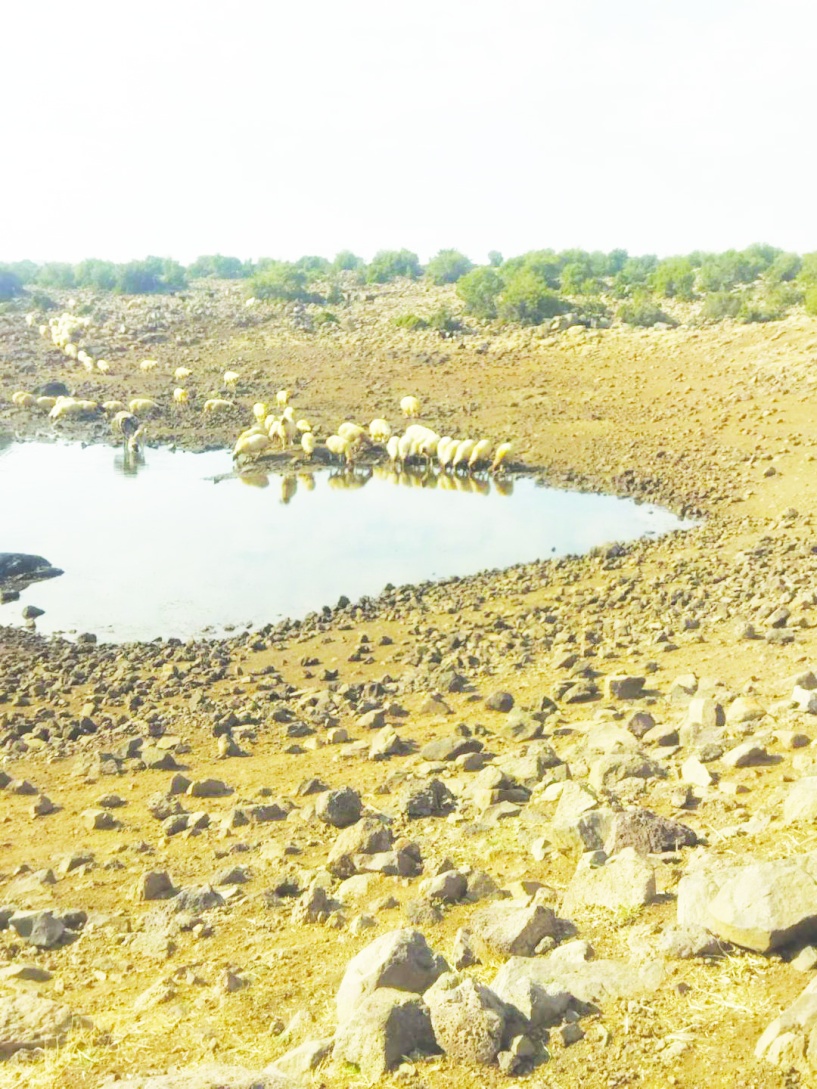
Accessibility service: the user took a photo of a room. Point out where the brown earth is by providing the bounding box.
[1,281,817,1087]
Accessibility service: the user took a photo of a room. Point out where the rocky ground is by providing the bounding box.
[2,282,817,1087]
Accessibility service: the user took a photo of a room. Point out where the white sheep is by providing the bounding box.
[173,388,189,405]
[129,398,160,416]
[49,397,98,420]
[252,402,269,422]
[174,366,192,381]
[96,359,110,373]
[452,439,476,471]
[400,395,421,418]
[437,436,456,470]
[12,391,35,408]
[64,343,78,359]
[203,398,233,414]
[338,421,366,442]
[102,400,126,414]
[24,313,36,327]
[233,431,271,460]
[296,418,312,433]
[491,441,513,473]
[326,434,355,464]
[139,359,159,372]
[276,389,291,408]
[386,435,400,464]
[223,370,240,389]
[468,438,493,470]
[301,432,316,457]
[369,418,392,443]
[35,396,57,412]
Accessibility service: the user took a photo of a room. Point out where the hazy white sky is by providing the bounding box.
[4,0,816,264]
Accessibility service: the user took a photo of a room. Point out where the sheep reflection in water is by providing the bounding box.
[238,471,270,489]
[327,468,373,491]
[114,446,146,477]
[280,474,298,505]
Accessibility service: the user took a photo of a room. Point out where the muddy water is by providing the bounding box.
[0,441,692,642]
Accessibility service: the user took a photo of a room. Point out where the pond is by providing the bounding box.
[0,441,692,643]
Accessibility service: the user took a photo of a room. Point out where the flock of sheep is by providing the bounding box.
[10,309,515,479]
[230,391,513,478]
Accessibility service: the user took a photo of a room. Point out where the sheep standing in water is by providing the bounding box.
[112,410,142,453]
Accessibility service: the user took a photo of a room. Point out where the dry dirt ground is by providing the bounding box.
[1,282,817,1088]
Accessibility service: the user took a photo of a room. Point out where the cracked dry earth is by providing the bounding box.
[3,285,817,1087]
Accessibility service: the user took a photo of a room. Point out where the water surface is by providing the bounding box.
[0,441,691,642]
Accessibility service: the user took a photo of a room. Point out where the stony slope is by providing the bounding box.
[1,284,817,1087]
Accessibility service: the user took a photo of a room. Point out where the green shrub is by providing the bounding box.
[427,307,463,334]
[367,249,421,283]
[0,267,23,300]
[314,310,339,325]
[650,257,695,299]
[617,291,671,327]
[425,249,473,285]
[248,261,311,302]
[392,312,428,330]
[332,250,365,272]
[497,268,565,325]
[696,248,770,292]
[188,254,249,279]
[797,253,817,285]
[502,251,562,289]
[457,266,503,319]
[765,252,801,283]
[294,255,331,280]
[560,262,600,295]
[612,255,658,296]
[75,259,118,290]
[34,262,76,289]
[115,257,187,294]
[805,286,817,316]
[738,286,791,323]
[487,250,503,267]
[701,292,741,321]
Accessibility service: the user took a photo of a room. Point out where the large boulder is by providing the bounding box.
[469,901,558,958]
[424,972,507,1064]
[604,809,697,855]
[327,817,394,878]
[491,953,664,1017]
[561,849,657,915]
[677,853,817,953]
[755,976,817,1076]
[335,929,447,1023]
[0,993,82,1058]
[333,989,438,1079]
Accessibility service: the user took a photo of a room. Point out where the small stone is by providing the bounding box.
[316,787,362,828]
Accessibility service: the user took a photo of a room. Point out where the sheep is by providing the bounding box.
[400,395,421,418]
[223,370,240,389]
[252,402,269,423]
[326,434,354,464]
[24,313,36,327]
[301,432,316,457]
[296,418,312,433]
[491,441,513,473]
[38,324,48,338]
[173,387,189,405]
[112,411,140,442]
[129,398,160,416]
[452,439,476,471]
[437,436,456,470]
[233,431,271,461]
[280,475,297,504]
[386,435,400,464]
[468,438,493,470]
[35,396,57,412]
[11,391,36,408]
[102,400,126,414]
[49,397,98,420]
[140,359,159,372]
[64,343,78,359]
[203,398,233,414]
[96,359,110,373]
[397,432,413,466]
[338,421,366,442]
[369,418,392,443]
[174,366,192,381]
[276,389,291,408]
